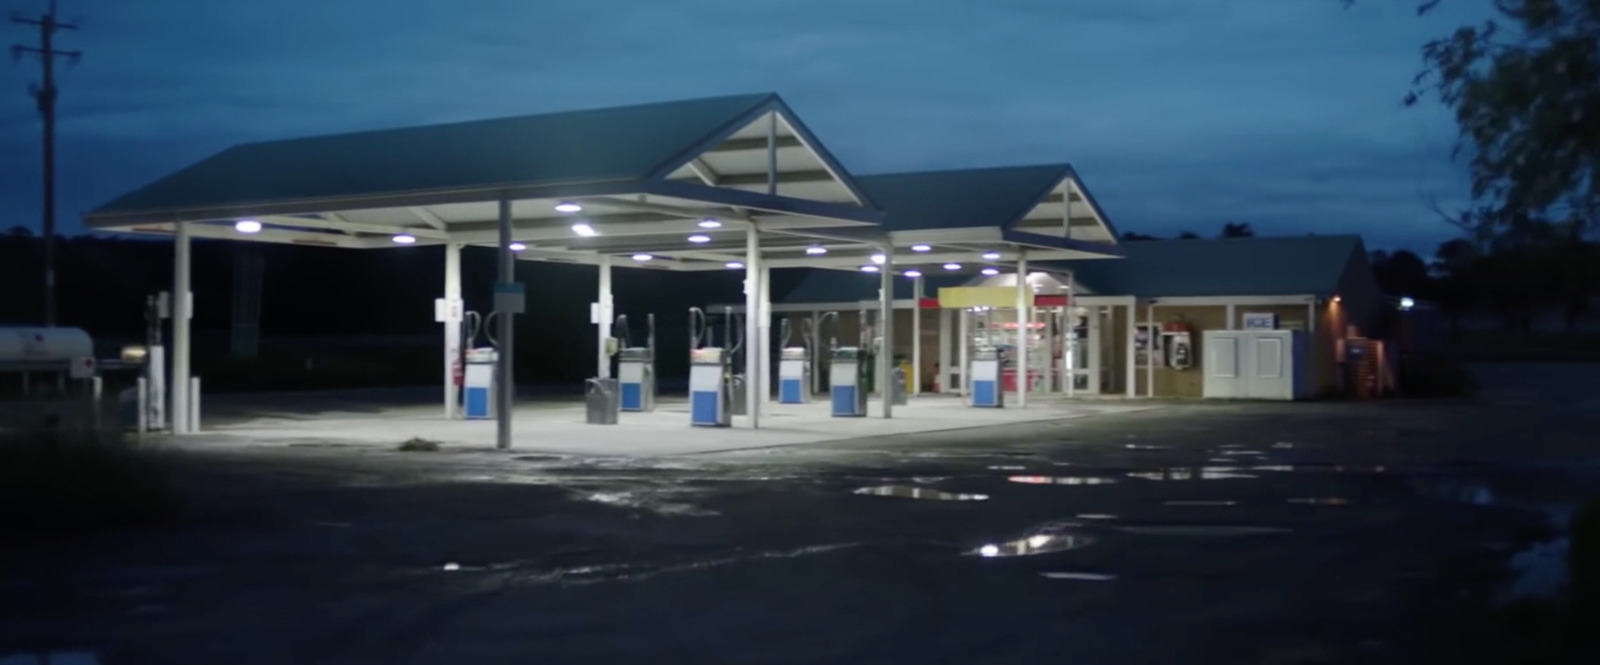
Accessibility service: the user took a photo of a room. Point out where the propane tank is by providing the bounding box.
[0,327,94,365]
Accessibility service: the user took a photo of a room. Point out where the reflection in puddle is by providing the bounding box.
[1127,467,1257,481]
[1076,513,1119,520]
[1218,450,1266,456]
[854,485,989,501]
[1041,571,1116,581]
[1009,475,1118,486]
[1124,444,1169,451]
[971,522,1095,557]
[1164,500,1240,506]
[988,465,1027,471]
[1288,497,1351,506]
[1272,442,1295,449]
[1250,464,1387,474]
[1117,525,1293,536]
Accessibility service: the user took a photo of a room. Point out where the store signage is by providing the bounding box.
[1242,312,1278,330]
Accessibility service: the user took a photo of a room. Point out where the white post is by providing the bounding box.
[911,274,923,396]
[938,308,952,394]
[496,198,515,450]
[745,224,761,428]
[443,242,462,418]
[136,376,148,433]
[760,264,772,403]
[958,308,970,397]
[1125,301,1137,397]
[1146,303,1157,398]
[1016,251,1029,408]
[189,376,201,433]
[1225,303,1236,330]
[597,255,613,379]
[171,221,192,435]
[879,247,894,418]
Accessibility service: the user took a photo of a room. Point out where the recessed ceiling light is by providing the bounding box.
[687,234,711,244]
[982,251,1001,260]
[870,253,886,265]
[943,263,961,270]
[392,234,417,245]
[508,242,527,252]
[982,267,1000,276]
[726,261,745,269]
[632,253,653,262]
[571,223,597,237]
[698,219,722,229]
[860,265,880,273]
[234,219,262,234]
[910,244,931,252]
[554,202,582,213]
[805,246,827,255]
[904,269,923,278]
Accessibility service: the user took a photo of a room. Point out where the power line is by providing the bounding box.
[11,0,80,327]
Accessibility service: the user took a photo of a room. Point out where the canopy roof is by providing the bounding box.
[1063,235,1366,298]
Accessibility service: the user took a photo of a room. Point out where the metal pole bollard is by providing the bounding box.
[586,378,619,425]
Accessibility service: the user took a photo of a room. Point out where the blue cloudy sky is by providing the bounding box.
[1,0,1488,252]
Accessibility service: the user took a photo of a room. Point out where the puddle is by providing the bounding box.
[1041,571,1116,581]
[514,455,566,462]
[970,522,1095,557]
[287,442,356,448]
[1075,513,1119,520]
[1008,475,1118,486]
[1217,450,1266,456]
[1127,467,1257,481]
[1164,500,1239,506]
[1116,525,1293,536]
[1250,464,1387,474]
[853,486,989,501]
[1272,442,1295,449]
[987,465,1027,471]
[1288,497,1352,506]
[1123,444,1169,451]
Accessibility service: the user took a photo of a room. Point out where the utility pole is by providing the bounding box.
[11,0,80,327]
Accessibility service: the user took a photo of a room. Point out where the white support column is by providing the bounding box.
[1225,303,1236,330]
[1125,301,1137,398]
[1016,251,1029,408]
[496,198,515,450]
[879,248,894,418]
[1065,270,1075,398]
[958,308,970,397]
[597,255,613,379]
[938,308,952,394]
[911,274,923,396]
[745,224,762,429]
[171,221,192,435]
[760,264,772,403]
[1146,303,1157,398]
[443,242,462,418]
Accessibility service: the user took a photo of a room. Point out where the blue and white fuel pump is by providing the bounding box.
[777,317,810,404]
[687,307,732,427]
[459,310,501,419]
[969,345,1004,408]
[829,347,868,417]
[613,313,656,412]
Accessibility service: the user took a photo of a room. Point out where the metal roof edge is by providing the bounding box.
[1062,164,1123,241]
[767,96,880,210]
[643,92,781,181]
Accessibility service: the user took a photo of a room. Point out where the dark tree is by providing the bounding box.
[1370,249,1433,298]
[1219,222,1255,238]
[1120,231,1159,241]
[1177,231,1200,239]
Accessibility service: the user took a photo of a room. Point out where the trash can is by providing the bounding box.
[890,367,908,406]
[727,374,748,415]
[585,377,619,425]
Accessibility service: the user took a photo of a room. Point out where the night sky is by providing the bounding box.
[1,0,1488,253]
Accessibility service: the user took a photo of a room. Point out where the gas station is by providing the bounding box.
[75,92,1159,454]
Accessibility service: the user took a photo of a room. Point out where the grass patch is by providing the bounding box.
[397,437,442,452]
[0,426,183,535]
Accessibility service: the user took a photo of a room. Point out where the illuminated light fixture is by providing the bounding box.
[392,234,417,245]
[554,201,583,213]
[910,244,932,252]
[870,253,887,265]
[698,218,722,229]
[571,223,598,237]
[632,253,653,262]
[805,245,827,255]
[860,265,880,273]
[981,267,1000,276]
[904,269,923,278]
[687,234,711,244]
[234,219,262,234]
[1332,295,1342,303]
[982,251,1001,260]
[508,242,527,252]
[943,263,962,271]
[726,261,745,269]
[1399,296,1415,311]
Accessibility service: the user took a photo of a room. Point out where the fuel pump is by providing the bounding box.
[460,310,502,419]
[614,313,656,412]
[829,310,870,417]
[777,316,810,404]
[687,307,731,427]
[723,306,748,416]
[807,311,839,396]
